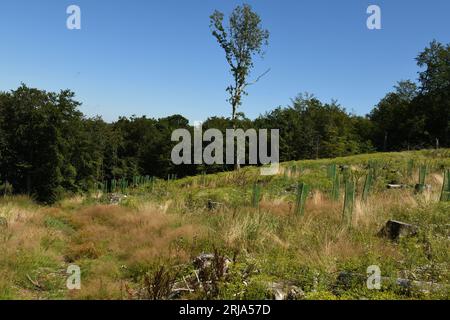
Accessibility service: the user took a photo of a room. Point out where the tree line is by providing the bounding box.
[0,41,448,203]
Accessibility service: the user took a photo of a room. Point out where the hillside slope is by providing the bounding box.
[0,149,449,300]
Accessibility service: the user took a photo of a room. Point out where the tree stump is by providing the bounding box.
[378,220,418,240]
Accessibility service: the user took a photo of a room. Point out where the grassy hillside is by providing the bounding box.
[1,149,449,300]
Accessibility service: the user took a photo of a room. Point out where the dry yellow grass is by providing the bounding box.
[66,204,205,265]
[0,198,208,299]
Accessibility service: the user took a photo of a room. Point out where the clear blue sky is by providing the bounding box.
[0,0,449,122]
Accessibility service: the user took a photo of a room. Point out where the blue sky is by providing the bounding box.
[0,0,449,122]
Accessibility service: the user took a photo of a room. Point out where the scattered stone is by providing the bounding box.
[193,253,231,275]
[193,253,215,269]
[387,184,407,189]
[336,271,448,294]
[267,281,305,300]
[378,220,418,240]
[107,193,126,205]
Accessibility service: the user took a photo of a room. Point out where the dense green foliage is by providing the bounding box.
[0,41,448,203]
[370,41,450,151]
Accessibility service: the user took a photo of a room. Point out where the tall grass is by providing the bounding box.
[0,149,449,300]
